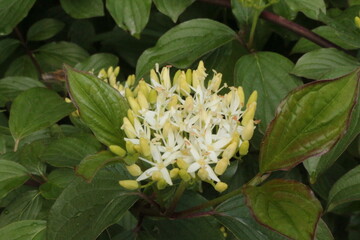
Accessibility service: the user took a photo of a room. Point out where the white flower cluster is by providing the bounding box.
[103,62,257,192]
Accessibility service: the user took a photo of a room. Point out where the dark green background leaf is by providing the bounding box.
[153,0,195,22]
[0,160,29,200]
[74,53,119,73]
[27,18,65,42]
[60,0,104,19]
[0,220,46,240]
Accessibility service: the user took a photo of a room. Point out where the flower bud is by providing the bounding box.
[237,87,245,107]
[355,16,360,29]
[170,168,179,178]
[241,120,254,141]
[107,66,114,77]
[179,169,191,181]
[151,171,162,181]
[173,70,182,87]
[139,80,150,98]
[214,158,229,175]
[127,109,135,125]
[126,164,142,176]
[119,180,139,190]
[137,91,149,110]
[215,182,228,193]
[150,69,160,84]
[148,89,158,104]
[210,72,222,92]
[122,117,136,138]
[128,96,141,114]
[125,87,134,99]
[185,69,192,85]
[109,75,117,87]
[177,158,189,169]
[65,97,72,103]
[109,145,126,157]
[161,67,171,89]
[197,168,209,181]
[246,90,257,108]
[157,179,167,190]
[179,73,190,96]
[184,96,194,112]
[126,74,135,87]
[239,140,249,155]
[242,102,256,126]
[222,142,238,160]
[98,69,107,79]
[133,144,141,153]
[114,66,120,77]
[167,95,178,109]
[140,137,151,157]
[126,141,136,154]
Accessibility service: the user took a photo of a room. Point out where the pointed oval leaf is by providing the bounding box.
[327,165,360,212]
[284,0,326,20]
[9,88,75,141]
[47,170,138,240]
[0,0,36,36]
[235,52,302,133]
[74,53,119,73]
[0,39,20,64]
[153,0,195,22]
[106,0,151,37]
[27,18,65,42]
[0,220,46,240]
[0,160,29,200]
[5,55,39,79]
[243,179,323,240]
[39,169,76,200]
[66,67,128,147]
[260,70,360,173]
[60,0,104,19]
[292,48,360,80]
[136,19,236,79]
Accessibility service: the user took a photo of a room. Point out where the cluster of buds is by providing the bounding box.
[106,62,257,193]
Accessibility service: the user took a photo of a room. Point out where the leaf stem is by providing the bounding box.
[165,180,187,216]
[13,138,20,152]
[248,11,260,49]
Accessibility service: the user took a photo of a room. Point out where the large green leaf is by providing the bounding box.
[243,179,322,240]
[36,42,89,71]
[0,220,46,240]
[304,94,360,182]
[283,0,326,20]
[235,52,302,133]
[327,165,360,212]
[0,77,45,105]
[231,0,255,26]
[0,0,36,36]
[292,48,360,80]
[5,55,38,79]
[66,67,128,147]
[60,0,104,19]
[18,140,47,175]
[39,169,76,200]
[76,151,121,182]
[136,19,236,79]
[74,53,119,73]
[9,88,74,141]
[153,0,194,22]
[27,18,65,42]
[0,38,20,64]
[259,70,359,173]
[47,170,138,240]
[0,160,29,200]
[0,190,43,228]
[42,135,102,167]
[106,0,151,37]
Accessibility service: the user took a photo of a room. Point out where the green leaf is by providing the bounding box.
[74,53,119,73]
[0,0,36,36]
[36,41,89,71]
[0,38,20,65]
[231,0,255,26]
[60,0,104,19]
[0,190,43,228]
[315,219,334,240]
[9,88,74,141]
[76,151,121,182]
[0,77,45,105]
[18,140,47,176]
[27,18,65,42]
[43,135,102,167]
[39,169,76,200]
[292,48,360,80]
[136,19,236,79]
[235,52,302,133]
[47,170,138,240]
[0,160,29,200]
[153,0,194,22]
[327,165,360,212]
[291,26,359,54]
[259,70,359,173]
[106,0,151,37]
[243,179,322,240]
[0,220,46,240]
[272,0,298,20]
[283,0,326,20]
[66,67,128,147]
[304,94,360,182]
[5,55,39,79]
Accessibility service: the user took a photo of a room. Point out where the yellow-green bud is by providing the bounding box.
[139,137,151,157]
[98,69,107,79]
[170,168,179,178]
[109,145,126,157]
[246,90,258,107]
[239,140,249,155]
[152,171,162,181]
[185,69,192,85]
[150,69,160,84]
[214,182,228,193]
[161,67,171,89]
[222,142,238,160]
[65,97,72,103]
[126,74,135,87]
[184,96,194,112]
[137,91,149,110]
[241,120,254,141]
[177,158,188,169]
[149,89,158,104]
[125,87,134,99]
[157,179,167,190]
[114,66,120,77]
[119,180,139,190]
[214,158,229,175]
[355,16,360,29]
[179,169,191,182]
[179,73,190,96]
[133,144,141,153]
[107,66,114,77]
[197,168,209,181]
[242,102,256,126]
[139,80,150,98]
[167,95,178,109]
[237,87,245,107]
[126,164,142,176]
[126,141,136,154]
[109,75,116,87]
[128,96,141,114]
[173,70,182,87]
[210,72,222,92]
[122,117,136,138]
[127,109,135,125]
